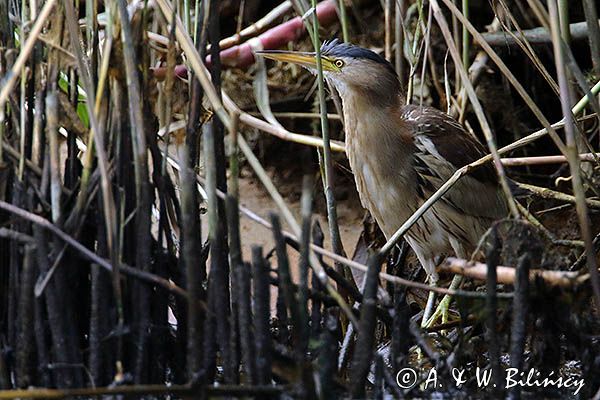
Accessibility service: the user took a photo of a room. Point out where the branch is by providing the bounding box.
[479,20,600,47]
[439,257,589,288]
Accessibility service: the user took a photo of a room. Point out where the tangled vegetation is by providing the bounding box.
[0,0,599,398]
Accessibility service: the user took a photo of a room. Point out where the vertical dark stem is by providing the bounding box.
[310,221,324,340]
[34,222,82,388]
[485,228,502,393]
[203,124,228,383]
[318,310,338,399]
[201,276,217,383]
[205,0,233,384]
[582,0,600,76]
[42,87,83,388]
[7,184,21,359]
[225,195,241,383]
[66,69,79,189]
[309,271,323,340]
[179,0,208,384]
[275,278,289,342]
[0,0,13,57]
[236,261,257,384]
[373,355,384,400]
[115,0,153,383]
[15,243,35,388]
[89,203,113,387]
[225,109,241,385]
[0,351,8,389]
[187,0,207,168]
[270,213,302,348]
[86,0,98,84]
[298,175,313,355]
[34,297,52,388]
[150,250,170,384]
[509,254,530,400]
[350,253,383,398]
[251,246,272,385]
[391,284,410,371]
[207,0,227,194]
[89,264,102,386]
[181,121,205,380]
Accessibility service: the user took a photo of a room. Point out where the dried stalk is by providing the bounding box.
[349,253,383,398]
[480,20,600,46]
[308,0,350,289]
[548,0,600,310]
[485,229,502,392]
[384,0,392,61]
[501,152,600,166]
[45,92,61,223]
[509,254,530,394]
[251,247,272,385]
[582,1,600,75]
[515,182,600,209]
[15,244,36,388]
[439,257,588,287]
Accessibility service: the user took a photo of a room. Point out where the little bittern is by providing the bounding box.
[258,40,508,325]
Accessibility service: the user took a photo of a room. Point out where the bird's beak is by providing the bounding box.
[256,50,338,72]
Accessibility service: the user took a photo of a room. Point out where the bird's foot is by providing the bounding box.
[422,275,463,329]
[423,293,453,328]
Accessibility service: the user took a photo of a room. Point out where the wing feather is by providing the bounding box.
[401,104,508,220]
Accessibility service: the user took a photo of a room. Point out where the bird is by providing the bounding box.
[258,39,508,326]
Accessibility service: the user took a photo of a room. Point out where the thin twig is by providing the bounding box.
[501,152,600,166]
[516,182,600,209]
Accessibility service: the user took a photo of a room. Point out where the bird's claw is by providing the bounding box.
[422,274,463,329]
[422,294,453,328]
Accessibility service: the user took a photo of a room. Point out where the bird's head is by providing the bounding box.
[257,39,402,107]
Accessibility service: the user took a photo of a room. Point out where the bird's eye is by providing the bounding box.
[334,59,345,68]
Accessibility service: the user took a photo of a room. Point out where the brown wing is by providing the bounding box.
[401,104,507,220]
[401,104,496,185]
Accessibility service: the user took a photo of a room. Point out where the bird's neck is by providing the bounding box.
[338,87,416,237]
[340,87,413,171]
[338,87,405,143]
[334,79,405,111]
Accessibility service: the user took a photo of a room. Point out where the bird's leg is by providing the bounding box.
[423,274,463,328]
[421,279,438,328]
